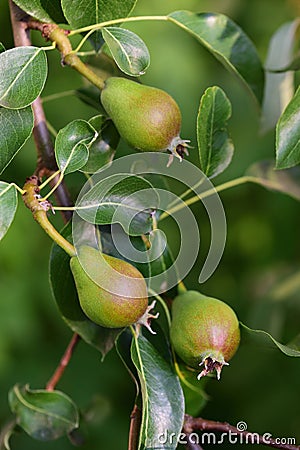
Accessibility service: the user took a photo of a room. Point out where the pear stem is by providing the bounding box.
[49,27,105,90]
[178,281,187,294]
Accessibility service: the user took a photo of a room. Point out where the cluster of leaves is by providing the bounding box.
[0,1,300,449]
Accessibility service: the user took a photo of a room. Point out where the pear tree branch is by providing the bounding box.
[9,0,73,222]
[46,333,81,391]
[9,2,79,392]
[128,404,142,450]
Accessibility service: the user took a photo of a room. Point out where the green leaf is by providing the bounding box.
[168,11,264,105]
[261,19,300,133]
[131,334,185,450]
[275,86,300,169]
[147,230,178,297]
[76,174,159,235]
[197,86,233,179]
[12,0,53,22]
[55,119,97,174]
[49,222,122,357]
[0,43,5,53]
[62,0,138,50]
[102,27,150,76]
[246,160,300,201]
[81,115,119,173]
[0,47,47,109]
[0,183,18,242]
[0,106,34,174]
[9,384,79,441]
[241,323,300,357]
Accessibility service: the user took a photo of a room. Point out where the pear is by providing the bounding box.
[70,246,150,328]
[100,77,189,164]
[170,290,240,379]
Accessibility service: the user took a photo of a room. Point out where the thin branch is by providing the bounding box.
[9,0,73,223]
[9,1,30,45]
[184,415,300,450]
[158,176,255,222]
[22,176,76,255]
[32,98,73,222]
[128,404,142,450]
[31,99,58,172]
[46,333,80,391]
[9,3,80,391]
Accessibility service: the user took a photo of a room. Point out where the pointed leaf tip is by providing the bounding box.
[241,323,300,357]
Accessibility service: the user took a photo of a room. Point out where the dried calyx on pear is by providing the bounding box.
[100,77,190,166]
[170,290,240,380]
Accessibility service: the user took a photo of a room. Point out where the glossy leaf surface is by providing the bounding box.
[131,334,184,449]
[0,47,47,109]
[55,119,97,174]
[76,175,159,235]
[0,106,33,174]
[197,86,233,179]
[169,11,264,104]
[102,27,150,76]
[276,86,300,169]
[9,385,79,441]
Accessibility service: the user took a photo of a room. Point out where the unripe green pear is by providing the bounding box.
[170,290,240,379]
[100,77,189,165]
[70,246,156,329]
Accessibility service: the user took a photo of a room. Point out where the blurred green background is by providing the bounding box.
[1,0,300,448]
